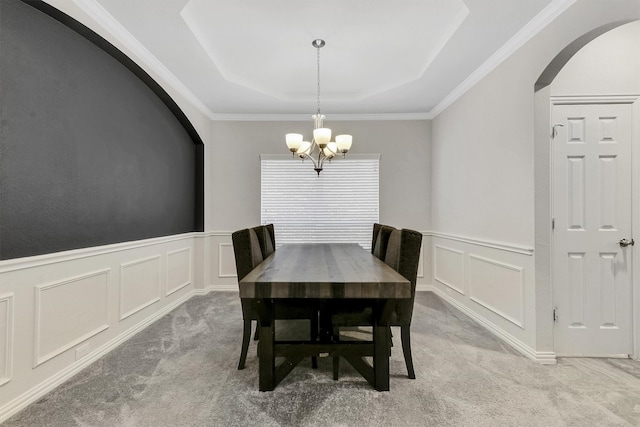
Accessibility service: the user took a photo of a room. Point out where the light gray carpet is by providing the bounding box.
[5,292,640,426]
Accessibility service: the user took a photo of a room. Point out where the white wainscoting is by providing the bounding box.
[34,269,110,367]
[0,233,199,423]
[468,254,524,329]
[0,294,13,387]
[427,233,553,364]
[0,229,530,423]
[218,243,237,279]
[167,247,192,296]
[120,256,161,321]
[433,245,465,294]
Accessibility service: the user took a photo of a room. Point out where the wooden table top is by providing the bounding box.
[239,243,411,299]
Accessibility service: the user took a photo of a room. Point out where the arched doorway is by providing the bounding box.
[534,20,640,358]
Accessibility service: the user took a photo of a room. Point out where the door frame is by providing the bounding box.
[550,94,640,358]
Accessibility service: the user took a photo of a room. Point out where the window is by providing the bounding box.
[261,155,380,250]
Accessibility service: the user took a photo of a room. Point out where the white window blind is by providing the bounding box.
[261,155,380,251]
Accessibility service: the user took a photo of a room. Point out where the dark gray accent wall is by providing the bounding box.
[0,0,204,260]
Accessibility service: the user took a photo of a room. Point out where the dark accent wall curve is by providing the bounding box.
[0,0,205,260]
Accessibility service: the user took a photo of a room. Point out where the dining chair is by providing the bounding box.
[331,226,422,379]
[232,225,319,370]
[371,223,394,259]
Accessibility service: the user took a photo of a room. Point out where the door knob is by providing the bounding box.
[619,238,635,247]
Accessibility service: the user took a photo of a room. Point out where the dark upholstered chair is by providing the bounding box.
[232,225,318,370]
[371,223,394,259]
[331,225,422,379]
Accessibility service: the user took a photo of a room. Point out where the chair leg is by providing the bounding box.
[238,319,252,370]
[311,315,319,369]
[332,328,340,380]
[400,326,416,379]
[253,323,259,340]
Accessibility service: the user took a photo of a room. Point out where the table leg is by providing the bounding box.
[373,300,396,391]
[256,299,275,391]
[373,323,390,391]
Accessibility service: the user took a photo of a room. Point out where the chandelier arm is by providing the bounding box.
[300,152,320,170]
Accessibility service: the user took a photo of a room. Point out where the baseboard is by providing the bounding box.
[425,285,557,365]
[0,290,195,423]
[194,284,237,294]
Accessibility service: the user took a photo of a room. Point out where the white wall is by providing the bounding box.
[430,2,640,362]
[208,120,431,232]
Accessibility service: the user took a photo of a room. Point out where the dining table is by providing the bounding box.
[239,242,411,391]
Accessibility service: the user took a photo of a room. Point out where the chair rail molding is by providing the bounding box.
[426,231,534,255]
[0,233,198,274]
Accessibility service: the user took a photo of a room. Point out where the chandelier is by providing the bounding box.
[285,39,353,175]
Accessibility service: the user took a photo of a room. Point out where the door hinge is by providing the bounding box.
[552,218,555,230]
[552,124,564,138]
[553,308,558,323]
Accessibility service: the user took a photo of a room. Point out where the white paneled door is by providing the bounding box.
[552,101,634,357]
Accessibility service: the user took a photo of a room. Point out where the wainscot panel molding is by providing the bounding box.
[429,234,547,364]
[0,294,14,387]
[166,247,192,296]
[197,232,237,291]
[433,245,465,294]
[119,255,161,321]
[34,269,110,367]
[218,243,236,278]
[468,254,525,329]
[0,233,199,423]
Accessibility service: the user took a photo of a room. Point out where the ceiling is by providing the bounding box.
[83,0,563,118]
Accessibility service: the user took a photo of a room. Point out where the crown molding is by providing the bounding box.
[69,0,217,120]
[208,112,433,122]
[53,0,575,123]
[429,0,577,118]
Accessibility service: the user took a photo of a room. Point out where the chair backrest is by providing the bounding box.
[372,223,394,260]
[231,228,264,281]
[251,224,276,258]
[382,227,422,325]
